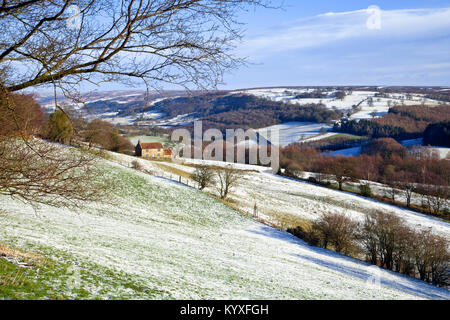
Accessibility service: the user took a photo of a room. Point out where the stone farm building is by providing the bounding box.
[135,141,172,159]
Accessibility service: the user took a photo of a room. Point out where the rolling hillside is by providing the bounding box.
[2,147,448,299]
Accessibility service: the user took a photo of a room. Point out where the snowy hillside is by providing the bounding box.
[157,159,450,241]
[36,88,448,140]
[1,151,449,299]
[37,90,187,127]
[257,122,332,147]
[237,88,444,121]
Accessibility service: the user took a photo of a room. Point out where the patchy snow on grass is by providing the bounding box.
[239,88,444,121]
[1,149,449,300]
[128,135,169,146]
[152,113,196,128]
[302,133,340,142]
[148,158,450,241]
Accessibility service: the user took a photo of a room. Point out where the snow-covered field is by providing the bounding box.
[1,150,449,299]
[238,88,445,121]
[157,159,450,241]
[176,157,273,173]
[257,122,332,147]
[234,88,448,146]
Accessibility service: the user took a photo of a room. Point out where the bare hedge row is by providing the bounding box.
[288,210,449,287]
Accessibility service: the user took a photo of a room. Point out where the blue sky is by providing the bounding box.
[61,1,450,93]
[219,0,450,89]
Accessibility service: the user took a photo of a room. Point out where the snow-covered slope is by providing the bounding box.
[238,88,444,121]
[257,122,332,147]
[159,159,450,242]
[1,152,449,299]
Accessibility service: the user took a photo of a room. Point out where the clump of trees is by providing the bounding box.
[311,212,359,255]
[359,211,449,286]
[334,90,346,100]
[0,92,43,137]
[83,119,134,154]
[423,121,450,147]
[289,210,450,288]
[294,89,328,99]
[300,135,367,152]
[281,144,450,216]
[335,105,450,140]
[361,138,406,159]
[43,111,134,154]
[335,119,408,140]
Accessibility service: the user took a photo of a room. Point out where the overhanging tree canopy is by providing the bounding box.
[0,0,272,93]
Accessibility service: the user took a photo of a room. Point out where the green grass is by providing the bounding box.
[316,133,364,143]
[128,135,170,146]
[0,244,84,300]
[330,133,364,140]
[0,242,166,300]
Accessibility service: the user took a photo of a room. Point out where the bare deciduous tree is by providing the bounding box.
[0,137,108,209]
[312,212,358,255]
[360,210,405,270]
[214,166,241,200]
[413,229,450,286]
[326,156,355,191]
[191,166,214,190]
[396,171,416,208]
[0,0,274,93]
[131,160,143,171]
[0,85,108,209]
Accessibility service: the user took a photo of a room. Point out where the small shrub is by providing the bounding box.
[45,110,74,144]
[131,160,143,171]
[308,177,317,184]
[360,184,372,197]
[311,212,359,255]
[191,166,215,191]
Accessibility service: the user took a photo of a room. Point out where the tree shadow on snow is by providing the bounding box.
[248,224,450,300]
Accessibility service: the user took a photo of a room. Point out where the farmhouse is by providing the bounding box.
[135,141,172,159]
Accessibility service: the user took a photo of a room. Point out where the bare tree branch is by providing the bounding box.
[0,0,276,92]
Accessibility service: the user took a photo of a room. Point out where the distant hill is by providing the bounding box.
[35,87,450,138]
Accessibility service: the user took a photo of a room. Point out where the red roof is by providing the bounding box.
[139,142,163,150]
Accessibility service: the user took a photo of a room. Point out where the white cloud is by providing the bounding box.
[240,7,450,56]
